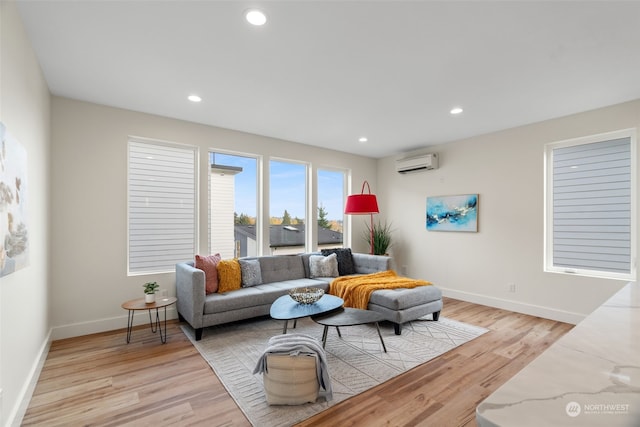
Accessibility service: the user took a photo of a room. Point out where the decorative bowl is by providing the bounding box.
[289,287,324,304]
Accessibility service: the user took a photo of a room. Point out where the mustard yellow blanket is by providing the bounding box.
[329,270,431,310]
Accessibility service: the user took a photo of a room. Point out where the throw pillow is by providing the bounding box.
[239,259,263,287]
[217,259,242,293]
[195,253,221,294]
[309,253,339,278]
[321,248,355,276]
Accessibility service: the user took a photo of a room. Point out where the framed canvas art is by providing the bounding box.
[1,122,29,276]
[426,194,478,232]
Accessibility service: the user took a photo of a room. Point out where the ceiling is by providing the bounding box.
[16,1,640,159]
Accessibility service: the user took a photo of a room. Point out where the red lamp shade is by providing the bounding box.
[344,181,379,214]
[344,194,379,214]
[344,180,379,214]
[345,181,379,254]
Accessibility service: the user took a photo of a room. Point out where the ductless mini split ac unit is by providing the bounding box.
[396,153,438,173]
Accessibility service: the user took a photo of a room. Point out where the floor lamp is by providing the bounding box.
[344,180,379,254]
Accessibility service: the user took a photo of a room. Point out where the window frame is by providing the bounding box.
[207,149,261,258]
[316,166,348,249]
[268,157,310,254]
[544,128,637,281]
[127,137,198,275]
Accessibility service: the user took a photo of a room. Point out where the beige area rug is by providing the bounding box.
[181,315,488,427]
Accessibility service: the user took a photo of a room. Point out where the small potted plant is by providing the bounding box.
[143,281,160,303]
[364,220,393,256]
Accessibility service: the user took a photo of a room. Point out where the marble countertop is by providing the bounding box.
[476,282,640,426]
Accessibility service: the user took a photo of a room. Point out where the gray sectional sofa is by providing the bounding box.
[176,252,442,340]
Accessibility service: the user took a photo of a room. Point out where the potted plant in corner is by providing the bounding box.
[143,281,159,303]
[364,220,393,255]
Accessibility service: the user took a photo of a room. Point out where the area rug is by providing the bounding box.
[181,315,488,427]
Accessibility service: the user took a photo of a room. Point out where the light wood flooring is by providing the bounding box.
[22,298,573,426]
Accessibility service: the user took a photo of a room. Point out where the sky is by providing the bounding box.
[212,153,344,221]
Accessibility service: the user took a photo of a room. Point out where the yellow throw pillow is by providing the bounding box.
[217,259,242,293]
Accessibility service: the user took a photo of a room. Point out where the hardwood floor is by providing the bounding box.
[22,298,573,426]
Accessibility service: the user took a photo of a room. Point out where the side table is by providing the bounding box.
[121,296,177,344]
[312,307,387,352]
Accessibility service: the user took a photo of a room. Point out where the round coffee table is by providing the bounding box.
[312,307,387,352]
[270,293,343,334]
[121,296,177,343]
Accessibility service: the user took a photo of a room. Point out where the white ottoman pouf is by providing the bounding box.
[263,353,319,405]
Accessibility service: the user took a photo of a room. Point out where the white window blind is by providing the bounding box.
[128,139,197,274]
[546,130,636,280]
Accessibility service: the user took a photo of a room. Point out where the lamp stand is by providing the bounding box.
[369,213,374,255]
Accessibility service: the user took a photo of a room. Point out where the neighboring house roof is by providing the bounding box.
[211,163,242,174]
[235,224,342,247]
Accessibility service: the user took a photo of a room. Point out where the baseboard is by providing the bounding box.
[440,288,585,325]
[9,308,179,425]
[7,329,51,427]
[51,307,178,341]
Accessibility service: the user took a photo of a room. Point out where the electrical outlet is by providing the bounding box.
[402,265,408,275]
[508,283,516,293]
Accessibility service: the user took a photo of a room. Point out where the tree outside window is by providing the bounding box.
[269,160,307,254]
[317,168,345,249]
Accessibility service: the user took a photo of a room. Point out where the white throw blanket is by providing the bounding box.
[253,333,333,401]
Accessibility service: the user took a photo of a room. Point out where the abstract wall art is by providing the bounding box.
[1,122,29,277]
[426,194,478,232]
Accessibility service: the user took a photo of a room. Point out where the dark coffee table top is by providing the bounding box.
[311,307,385,327]
[270,294,344,321]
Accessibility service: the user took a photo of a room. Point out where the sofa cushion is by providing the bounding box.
[309,253,339,278]
[300,252,321,278]
[203,279,329,314]
[369,285,442,310]
[321,248,355,276]
[239,259,262,287]
[352,253,391,274]
[258,255,306,284]
[195,253,222,294]
[217,259,242,293]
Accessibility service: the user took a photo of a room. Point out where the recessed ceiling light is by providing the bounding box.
[245,9,267,26]
[450,107,463,115]
[358,137,368,143]
[188,95,202,102]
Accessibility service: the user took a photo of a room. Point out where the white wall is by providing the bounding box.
[50,97,377,339]
[0,1,51,425]
[378,100,640,323]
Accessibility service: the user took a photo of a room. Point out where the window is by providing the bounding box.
[129,140,349,268]
[545,129,636,280]
[269,160,308,255]
[128,138,197,275]
[209,152,259,258]
[317,168,346,249]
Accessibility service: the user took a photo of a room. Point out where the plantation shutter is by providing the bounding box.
[551,136,632,276]
[128,139,197,274]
